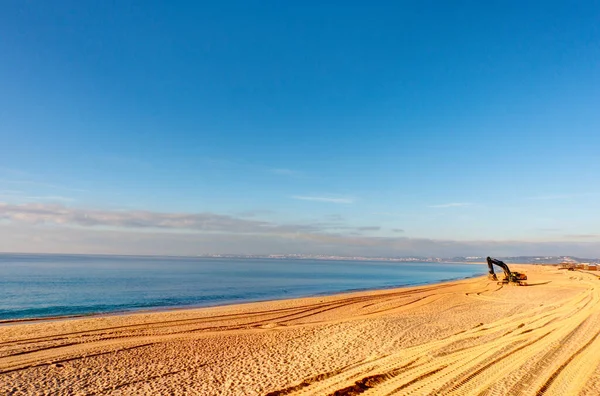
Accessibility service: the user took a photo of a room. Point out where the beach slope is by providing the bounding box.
[2,265,600,395]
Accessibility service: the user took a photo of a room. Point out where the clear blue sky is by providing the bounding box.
[1,1,599,256]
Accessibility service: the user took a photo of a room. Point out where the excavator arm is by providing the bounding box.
[486,257,512,280]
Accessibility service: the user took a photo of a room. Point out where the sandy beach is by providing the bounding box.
[2,264,600,395]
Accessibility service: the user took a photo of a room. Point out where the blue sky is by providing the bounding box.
[1,1,599,256]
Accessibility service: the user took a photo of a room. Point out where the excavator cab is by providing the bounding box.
[487,257,527,286]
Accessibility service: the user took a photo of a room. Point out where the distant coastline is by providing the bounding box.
[0,251,592,264]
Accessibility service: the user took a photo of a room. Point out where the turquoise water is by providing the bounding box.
[0,254,485,321]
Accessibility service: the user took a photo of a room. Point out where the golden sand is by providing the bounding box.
[2,264,600,395]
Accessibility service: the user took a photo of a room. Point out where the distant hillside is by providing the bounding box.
[449,256,599,264]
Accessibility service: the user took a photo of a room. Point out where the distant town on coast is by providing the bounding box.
[195,254,599,265]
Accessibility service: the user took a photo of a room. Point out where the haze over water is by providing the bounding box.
[0,254,484,321]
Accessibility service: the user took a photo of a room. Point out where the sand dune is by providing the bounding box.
[2,265,600,395]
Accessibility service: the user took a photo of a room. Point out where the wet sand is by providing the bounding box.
[2,264,600,395]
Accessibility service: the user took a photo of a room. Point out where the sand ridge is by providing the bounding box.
[2,265,600,395]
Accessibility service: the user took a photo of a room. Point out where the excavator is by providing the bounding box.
[487,257,528,286]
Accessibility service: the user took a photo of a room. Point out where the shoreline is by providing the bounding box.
[4,264,600,395]
[0,269,486,325]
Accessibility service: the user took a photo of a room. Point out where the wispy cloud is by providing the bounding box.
[291,196,354,204]
[0,202,391,243]
[23,196,75,202]
[392,229,405,233]
[0,202,320,234]
[429,202,472,208]
[356,226,381,231]
[236,210,275,218]
[563,234,600,239]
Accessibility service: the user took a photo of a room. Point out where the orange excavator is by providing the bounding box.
[487,257,527,286]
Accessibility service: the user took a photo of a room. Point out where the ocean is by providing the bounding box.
[0,254,485,321]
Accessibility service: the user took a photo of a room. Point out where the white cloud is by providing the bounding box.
[291,196,354,204]
[24,196,75,202]
[0,202,319,234]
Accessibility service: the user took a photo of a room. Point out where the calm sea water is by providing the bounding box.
[0,254,485,321]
